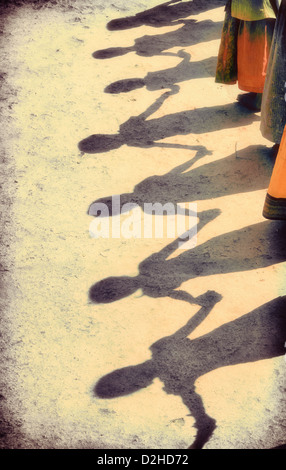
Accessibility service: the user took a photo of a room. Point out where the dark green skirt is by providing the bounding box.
[261,0,286,143]
[215,9,239,84]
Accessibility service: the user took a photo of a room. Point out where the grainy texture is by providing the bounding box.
[0,0,285,449]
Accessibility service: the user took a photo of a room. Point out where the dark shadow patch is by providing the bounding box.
[88,145,273,218]
[105,78,146,94]
[104,52,218,95]
[94,294,286,448]
[93,19,223,60]
[107,0,226,31]
[79,134,123,154]
[89,221,286,306]
[79,93,260,155]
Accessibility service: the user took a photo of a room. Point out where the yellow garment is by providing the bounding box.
[232,0,279,20]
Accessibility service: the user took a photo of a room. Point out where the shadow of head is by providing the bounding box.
[78,134,123,154]
[107,16,142,31]
[93,47,131,59]
[89,276,140,304]
[88,193,135,217]
[94,360,156,398]
[105,79,146,94]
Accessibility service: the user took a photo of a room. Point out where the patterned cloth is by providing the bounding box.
[215,3,276,92]
[215,9,239,84]
[260,0,286,143]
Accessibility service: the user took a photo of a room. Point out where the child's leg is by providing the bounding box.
[263,125,286,220]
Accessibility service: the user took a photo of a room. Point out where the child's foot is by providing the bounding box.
[237,92,262,112]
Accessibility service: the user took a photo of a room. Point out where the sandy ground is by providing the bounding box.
[0,0,285,449]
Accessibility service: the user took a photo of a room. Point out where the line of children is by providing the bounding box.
[216,0,286,220]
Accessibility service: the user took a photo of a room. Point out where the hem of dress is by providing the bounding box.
[215,79,237,85]
[260,125,282,145]
[263,193,286,220]
[238,83,264,93]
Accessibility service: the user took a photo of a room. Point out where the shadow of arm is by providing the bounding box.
[169,291,222,339]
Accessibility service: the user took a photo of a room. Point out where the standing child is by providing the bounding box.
[263,125,286,220]
[261,0,286,220]
[216,0,279,111]
[260,0,286,145]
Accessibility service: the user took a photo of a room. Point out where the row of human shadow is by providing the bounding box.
[93,17,223,61]
[93,0,224,64]
[78,2,226,157]
[78,5,229,154]
[83,64,285,450]
[85,0,286,449]
[104,0,226,32]
[88,150,286,448]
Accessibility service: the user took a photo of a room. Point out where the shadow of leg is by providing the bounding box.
[183,388,217,449]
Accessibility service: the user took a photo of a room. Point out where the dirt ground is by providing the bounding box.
[0,0,285,449]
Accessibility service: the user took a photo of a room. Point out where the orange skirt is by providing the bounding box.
[237,19,275,93]
[263,125,286,220]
